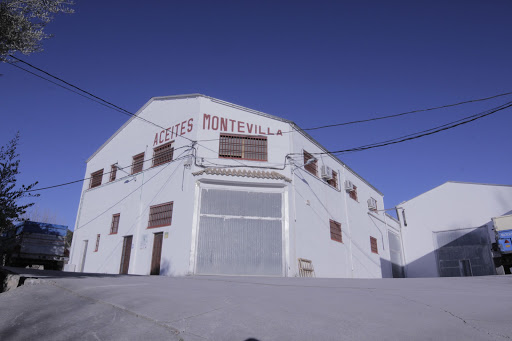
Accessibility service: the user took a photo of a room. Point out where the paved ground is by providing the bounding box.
[0,267,511,341]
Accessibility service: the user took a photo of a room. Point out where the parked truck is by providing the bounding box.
[491,214,512,275]
[0,221,68,270]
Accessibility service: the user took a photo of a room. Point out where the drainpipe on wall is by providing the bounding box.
[342,165,355,277]
[132,144,149,274]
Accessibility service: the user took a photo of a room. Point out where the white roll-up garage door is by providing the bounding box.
[195,187,283,276]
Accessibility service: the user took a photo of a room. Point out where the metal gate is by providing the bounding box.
[388,231,404,278]
[195,188,283,276]
[434,227,494,277]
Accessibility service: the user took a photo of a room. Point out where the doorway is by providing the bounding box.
[119,235,133,274]
[150,233,163,275]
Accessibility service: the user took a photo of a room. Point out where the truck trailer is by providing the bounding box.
[1,221,68,270]
[491,214,512,275]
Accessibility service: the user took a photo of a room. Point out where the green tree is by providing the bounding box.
[0,0,74,60]
[0,132,39,234]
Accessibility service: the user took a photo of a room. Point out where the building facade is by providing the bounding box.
[68,94,402,278]
[399,182,512,278]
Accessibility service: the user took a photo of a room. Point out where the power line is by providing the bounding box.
[26,146,193,192]
[303,100,512,156]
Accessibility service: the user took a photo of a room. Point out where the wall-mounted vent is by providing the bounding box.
[320,165,333,180]
[368,197,378,211]
[345,180,355,191]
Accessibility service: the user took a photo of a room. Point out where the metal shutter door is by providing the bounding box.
[196,188,283,276]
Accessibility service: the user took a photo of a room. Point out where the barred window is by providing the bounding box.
[153,142,174,167]
[110,214,120,234]
[94,234,100,252]
[370,236,378,254]
[219,134,267,161]
[109,164,117,182]
[349,185,358,201]
[90,169,104,189]
[330,219,342,243]
[131,153,145,174]
[327,170,338,189]
[303,150,317,176]
[148,202,173,228]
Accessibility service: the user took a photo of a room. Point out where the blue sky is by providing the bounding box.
[1,1,511,229]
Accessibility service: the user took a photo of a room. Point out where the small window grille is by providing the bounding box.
[109,164,117,182]
[370,236,378,254]
[330,219,342,243]
[94,234,100,252]
[148,202,173,228]
[219,134,267,161]
[131,153,145,174]
[110,214,120,234]
[298,258,316,277]
[349,185,358,201]
[153,142,174,167]
[303,150,317,176]
[327,170,338,188]
[90,169,104,189]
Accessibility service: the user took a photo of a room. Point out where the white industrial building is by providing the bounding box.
[68,94,403,278]
[399,182,512,278]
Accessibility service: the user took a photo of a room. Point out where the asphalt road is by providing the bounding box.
[0,268,511,341]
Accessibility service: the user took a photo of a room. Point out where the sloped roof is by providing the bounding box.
[192,168,292,182]
[399,181,512,206]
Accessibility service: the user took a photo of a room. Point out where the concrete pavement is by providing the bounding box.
[0,268,511,340]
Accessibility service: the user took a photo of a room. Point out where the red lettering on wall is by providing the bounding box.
[220,118,228,131]
[153,133,159,146]
[247,123,254,134]
[258,126,265,134]
[203,114,211,130]
[229,119,236,132]
[267,127,274,135]
[165,129,170,141]
[277,130,283,136]
[180,121,186,135]
[174,123,180,137]
[187,118,194,132]
[159,131,165,143]
[238,121,244,133]
[211,116,219,130]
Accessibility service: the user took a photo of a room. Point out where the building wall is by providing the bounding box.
[400,182,512,278]
[69,95,402,278]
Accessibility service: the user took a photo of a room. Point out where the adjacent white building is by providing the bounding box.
[68,94,403,278]
[399,182,512,278]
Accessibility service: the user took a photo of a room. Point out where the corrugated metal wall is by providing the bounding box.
[434,227,494,277]
[196,188,283,276]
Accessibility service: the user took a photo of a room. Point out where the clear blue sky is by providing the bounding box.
[1,1,511,229]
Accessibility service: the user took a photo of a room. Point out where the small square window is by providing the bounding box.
[153,142,174,167]
[370,236,378,254]
[94,234,101,252]
[110,214,120,234]
[132,153,145,174]
[90,169,104,189]
[109,164,117,182]
[330,220,342,243]
[303,150,317,176]
[148,202,173,228]
[349,185,358,201]
[327,170,338,188]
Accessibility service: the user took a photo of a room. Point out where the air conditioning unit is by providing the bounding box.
[344,180,355,191]
[367,197,377,211]
[320,165,333,180]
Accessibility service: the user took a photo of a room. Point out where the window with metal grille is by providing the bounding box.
[349,185,358,201]
[219,134,267,161]
[109,164,117,182]
[94,234,100,252]
[89,169,104,189]
[330,219,342,243]
[110,213,120,234]
[303,150,317,176]
[148,202,173,228]
[370,236,378,254]
[153,142,174,167]
[131,153,144,174]
[327,170,338,188]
